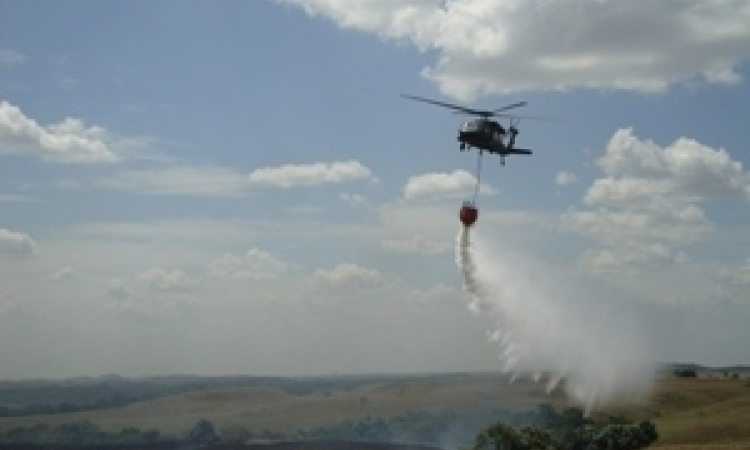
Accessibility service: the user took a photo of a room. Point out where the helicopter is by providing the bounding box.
[402,94,533,166]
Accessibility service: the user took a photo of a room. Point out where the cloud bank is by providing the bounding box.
[564,128,750,275]
[248,160,374,188]
[0,101,118,163]
[405,169,494,201]
[0,228,38,257]
[276,0,750,98]
[0,48,28,68]
[315,263,382,286]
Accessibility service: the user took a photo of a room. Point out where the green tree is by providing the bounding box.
[471,423,526,450]
[468,415,658,450]
[674,368,697,378]
[518,426,552,450]
[188,418,220,444]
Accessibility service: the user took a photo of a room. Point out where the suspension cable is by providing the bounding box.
[473,151,483,204]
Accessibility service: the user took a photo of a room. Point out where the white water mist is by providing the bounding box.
[456,227,656,412]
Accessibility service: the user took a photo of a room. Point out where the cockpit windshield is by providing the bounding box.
[460,120,482,132]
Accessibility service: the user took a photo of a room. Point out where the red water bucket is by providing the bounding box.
[459,202,478,227]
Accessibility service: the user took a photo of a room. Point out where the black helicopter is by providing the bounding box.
[402,94,533,165]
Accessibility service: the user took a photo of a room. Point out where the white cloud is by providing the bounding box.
[106,272,198,320]
[49,266,80,282]
[579,244,688,276]
[594,130,750,201]
[404,283,458,304]
[555,171,577,186]
[209,248,288,280]
[382,234,450,255]
[0,193,34,204]
[0,49,28,68]
[565,203,712,248]
[719,258,750,286]
[713,259,750,302]
[248,160,374,188]
[138,268,199,292]
[102,165,250,196]
[404,169,493,201]
[0,228,38,257]
[107,278,133,301]
[277,0,750,98]
[340,192,368,207]
[0,295,24,320]
[0,101,119,163]
[563,128,750,272]
[314,263,382,286]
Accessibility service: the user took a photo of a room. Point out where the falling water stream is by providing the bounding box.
[455,226,656,412]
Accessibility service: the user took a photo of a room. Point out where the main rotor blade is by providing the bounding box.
[494,113,566,122]
[493,101,527,114]
[401,94,485,116]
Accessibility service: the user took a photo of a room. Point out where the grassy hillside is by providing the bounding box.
[600,377,750,448]
[651,378,750,446]
[0,374,560,436]
[0,373,748,447]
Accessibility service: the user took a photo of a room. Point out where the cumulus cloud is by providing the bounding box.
[563,128,750,273]
[248,160,374,188]
[592,130,750,202]
[556,171,577,186]
[314,263,382,286]
[107,278,133,301]
[49,267,80,282]
[382,234,450,255]
[713,259,750,302]
[106,271,199,319]
[720,258,750,286]
[107,269,200,300]
[102,165,250,196]
[404,283,457,304]
[103,161,376,196]
[578,245,688,276]
[276,0,750,98]
[340,192,368,207]
[209,248,288,280]
[404,169,494,201]
[0,228,38,257]
[0,49,28,68]
[138,268,199,292]
[0,101,119,163]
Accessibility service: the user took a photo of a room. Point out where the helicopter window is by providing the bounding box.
[461,120,481,132]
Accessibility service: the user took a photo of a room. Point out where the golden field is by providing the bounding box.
[0,373,747,448]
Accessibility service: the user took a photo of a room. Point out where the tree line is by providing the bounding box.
[0,404,657,450]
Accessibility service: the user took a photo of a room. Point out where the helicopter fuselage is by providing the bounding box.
[458,118,510,153]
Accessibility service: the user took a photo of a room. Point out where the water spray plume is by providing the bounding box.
[456,226,656,413]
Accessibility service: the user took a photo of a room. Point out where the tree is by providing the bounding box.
[674,368,697,378]
[472,423,527,450]
[188,418,219,444]
[468,413,658,450]
[518,426,552,450]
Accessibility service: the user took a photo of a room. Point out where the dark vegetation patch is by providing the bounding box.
[0,374,463,417]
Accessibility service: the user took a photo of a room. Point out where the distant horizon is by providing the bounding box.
[2,362,749,383]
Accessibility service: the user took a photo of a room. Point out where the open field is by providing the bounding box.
[598,375,750,449]
[0,374,562,435]
[638,377,750,448]
[0,372,748,448]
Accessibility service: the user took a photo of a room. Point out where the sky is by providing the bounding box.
[1,0,749,380]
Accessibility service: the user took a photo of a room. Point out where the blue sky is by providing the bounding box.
[1,0,749,380]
